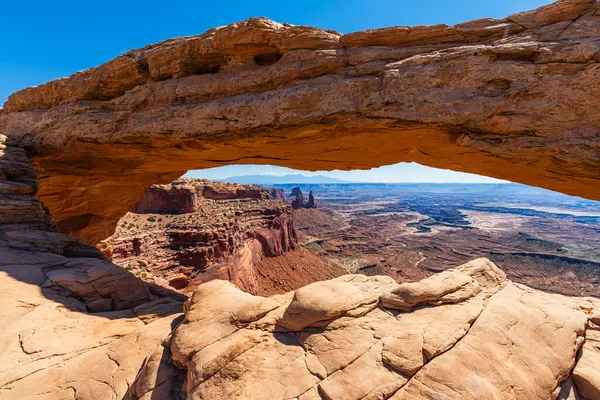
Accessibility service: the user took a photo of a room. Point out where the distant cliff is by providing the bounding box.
[109,179,339,295]
[266,187,285,201]
[130,178,273,214]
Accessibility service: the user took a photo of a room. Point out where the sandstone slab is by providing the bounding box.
[162,257,600,400]
[0,134,185,400]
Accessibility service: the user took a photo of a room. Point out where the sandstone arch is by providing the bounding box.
[1,0,599,245]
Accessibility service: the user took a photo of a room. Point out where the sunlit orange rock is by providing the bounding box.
[1,0,599,244]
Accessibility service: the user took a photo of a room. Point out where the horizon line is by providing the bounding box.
[216,179,514,184]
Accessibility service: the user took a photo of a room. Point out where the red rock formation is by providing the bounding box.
[290,187,317,209]
[266,187,285,200]
[109,179,317,294]
[291,193,305,210]
[1,0,599,245]
[130,179,273,215]
[306,190,316,208]
[131,184,196,214]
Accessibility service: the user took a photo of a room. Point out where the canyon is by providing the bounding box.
[110,179,600,300]
[288,183,600,298]
[1,0,600,398]
[107,179,342,295]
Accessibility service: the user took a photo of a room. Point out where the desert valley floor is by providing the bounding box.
[112,181,600,299]
[288,183,600,297]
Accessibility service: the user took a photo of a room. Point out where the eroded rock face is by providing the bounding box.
[130,179,276,214]
[108,178,315,294]
[2,135,600,399]
[0,135,186,399]
[1,0,599,244]
[153,258,600,400]
[292,190,317,210]
[306,190,316,208]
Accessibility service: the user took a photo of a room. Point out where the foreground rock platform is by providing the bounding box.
[161,258,600,400]
[1,0,600,244]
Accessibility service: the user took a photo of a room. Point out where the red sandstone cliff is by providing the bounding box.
[130,179,272,213]
[109,179,340,295]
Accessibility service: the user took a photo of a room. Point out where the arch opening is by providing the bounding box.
[21,119,600,248]
[104,162,600,298]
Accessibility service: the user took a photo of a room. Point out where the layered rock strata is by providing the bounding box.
[1,138,599,398]
[130,179,277,214]
[109,179,308,294]
[0,135,186,399]
[1,0,599,244]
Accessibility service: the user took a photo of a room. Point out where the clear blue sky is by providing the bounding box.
[1,0,548,183]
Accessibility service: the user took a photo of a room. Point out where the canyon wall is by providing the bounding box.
[109,179,299,294]
[129,179,272,213]
[1,0,599,244]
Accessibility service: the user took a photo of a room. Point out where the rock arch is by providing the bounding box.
[1,0,599,245]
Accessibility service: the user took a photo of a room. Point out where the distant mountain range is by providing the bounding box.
[217,174,353,184]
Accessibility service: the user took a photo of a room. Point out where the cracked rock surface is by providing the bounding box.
[164,258,600,400]
[1,0,599,245]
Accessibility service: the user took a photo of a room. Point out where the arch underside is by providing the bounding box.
[1,0,599,244]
